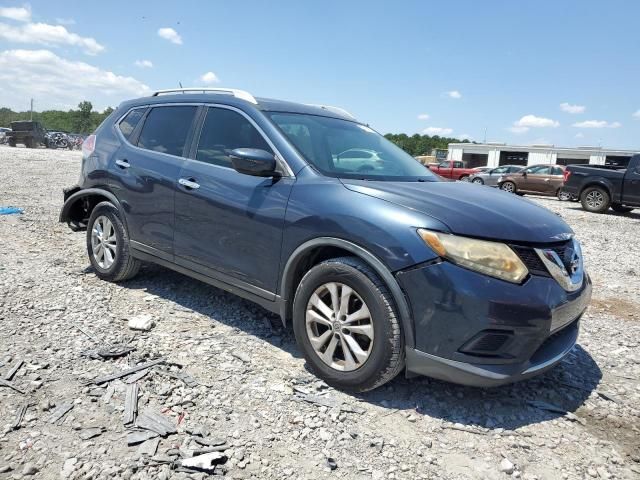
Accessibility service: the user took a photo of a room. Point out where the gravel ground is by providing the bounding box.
[0,146,639,480]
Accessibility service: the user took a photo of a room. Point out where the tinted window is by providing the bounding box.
[196,107,272,167]
[137,106,197,156]
[492,166,508,174]
[508,166,523,173]
[439,161,451,168]
[118,109,146,140]
[525,165,550,174]
[453,161,464,168]
[552,166,564,175]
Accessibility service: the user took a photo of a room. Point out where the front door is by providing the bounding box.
[174,106,294,295]
[521,165,553,194]
[110,105,199,257]
[623,159,640,205]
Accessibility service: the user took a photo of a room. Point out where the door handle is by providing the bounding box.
[115,159,130,169]
[178,178,200,190]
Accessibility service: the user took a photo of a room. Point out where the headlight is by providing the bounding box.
[417,229,528,283]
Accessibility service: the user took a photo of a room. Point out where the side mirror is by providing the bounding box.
[229,148,277,177]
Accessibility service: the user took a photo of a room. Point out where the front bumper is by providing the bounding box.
[397,260,592,387]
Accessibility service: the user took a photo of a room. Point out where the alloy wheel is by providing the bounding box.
[90,215,117,269]
[585,190,604,209]
[305,282,374,372]
[501,182,515,193]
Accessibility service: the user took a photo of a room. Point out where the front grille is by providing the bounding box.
[512,240,573,278]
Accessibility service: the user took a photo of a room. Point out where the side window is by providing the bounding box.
[535,166,551,175]
[493,166,507,174]
[439,161,451,168]
[552,166,564,175]
[118,109,146,141]
[196,107,272,167]
[137,106,197,156]
[453,161,464,168]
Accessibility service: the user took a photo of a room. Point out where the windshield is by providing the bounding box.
[267,112,438,181]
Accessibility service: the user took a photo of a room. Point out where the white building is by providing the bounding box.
[447,143,637,168]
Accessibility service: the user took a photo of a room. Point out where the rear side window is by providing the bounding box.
[118,109,146,140]
[137,106,197,157]
[195,107,272,167]
[552,166,564,175]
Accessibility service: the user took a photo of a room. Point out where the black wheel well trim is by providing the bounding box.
[579,181,612,198]
[59,187,127,230]
[279,237,415,349]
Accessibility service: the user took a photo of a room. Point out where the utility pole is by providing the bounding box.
[483,127,487,144]
[30,98,33,121]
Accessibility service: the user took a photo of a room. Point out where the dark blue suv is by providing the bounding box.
[60,88,592,392]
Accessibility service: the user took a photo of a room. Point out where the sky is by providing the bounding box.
[0,0,638,149]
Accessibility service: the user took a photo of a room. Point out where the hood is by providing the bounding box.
[341,180,573,244]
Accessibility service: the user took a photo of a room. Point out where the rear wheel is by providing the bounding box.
[292,257,404,392]
[557,190,572,201]
[500,181,516,193]
[459,175,470,182]
[8,138,16,147]
[581,186,611,213]
[611,204,633,213]
[86,201,140,282]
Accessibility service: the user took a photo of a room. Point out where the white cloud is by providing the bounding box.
[513,114,559,128]
[509,126,529,134]
[0,49,150,111]
[633,110,640,119]
[423,127,453,136]
[134,59,153,68]
[417,113,430,120]
[445,90,461,99]
[199,71,220,84]
[459,133,473,141]
[575,132,584,138]
[560,102,586,114]
[158,27,182,45]
[0,21,104,55]
[572,120,621,128]
[0,5,31,22]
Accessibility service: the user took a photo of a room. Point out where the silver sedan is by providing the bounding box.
[469,165,524,187]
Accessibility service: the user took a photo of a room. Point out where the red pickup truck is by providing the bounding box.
[428,160,481,181]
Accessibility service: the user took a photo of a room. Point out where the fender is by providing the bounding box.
[280,237,415,349]
[59,187,128,230]
[579,178,614,199]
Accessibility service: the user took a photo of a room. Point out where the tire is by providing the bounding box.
[580,186,611,213]
[459,175,470,182]
[472,177,484,185]
[86,201,140,282]
[611,204,633,213]
[292,256,404,392]
[557,190,572,201]
[500,181,516,194]
[25,138,33,148]
[8,139,16,147]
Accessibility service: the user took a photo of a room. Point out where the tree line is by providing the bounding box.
[384,133,471,156]
[0,101,114,134]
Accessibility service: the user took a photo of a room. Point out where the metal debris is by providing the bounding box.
[180,451,226,472]
[123,383,138,425]
[0,377,25,394]
[92,358,165,385]
[4,359,24,380]
[79,427,104,440]
[11,403,29,430]
[127,430,159,446]
[136,437,160,457]
[135,409,177,436]
[48,402,74,424]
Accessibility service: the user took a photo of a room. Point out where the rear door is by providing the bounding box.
[111,104,199,258]
[521,165,551,193]
[174,105,294,296]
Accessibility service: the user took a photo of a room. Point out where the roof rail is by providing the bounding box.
[306,104,355,119]
[151,88,258,105]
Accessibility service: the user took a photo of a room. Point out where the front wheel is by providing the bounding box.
[292,257,404,392]
[500,181,516,193]
[472,177,484,185]
[611,204,634,213]
[581,186,611,213]
[86,201,140,282]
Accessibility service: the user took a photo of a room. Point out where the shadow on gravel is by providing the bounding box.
[566,206,640,219]
[116,263,601,431]
[356,344,602,430]
[118,263,302,359]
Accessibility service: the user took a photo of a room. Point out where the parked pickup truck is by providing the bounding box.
[563,154,640,213]
[6,121,48,148]
[428,160,480,181]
